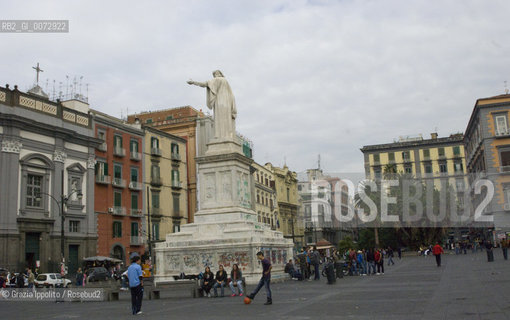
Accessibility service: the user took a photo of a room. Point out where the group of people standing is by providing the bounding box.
[346,247,396,276]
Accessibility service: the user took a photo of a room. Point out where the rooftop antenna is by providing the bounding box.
[45,79,49,92]
[58,81,63,100]
[318,154,321,170]
[505,81,509,94]
[32,62,43,85]
[79,76,83,96]
[52,80,56,100]
[65,75,69,98]
[284,155,287,167]
[86,83,89,102]
[73,76,77,98]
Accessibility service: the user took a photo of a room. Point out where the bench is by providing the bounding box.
[84,280,120,301]
[150,279,198,299]
[197,277,246,297]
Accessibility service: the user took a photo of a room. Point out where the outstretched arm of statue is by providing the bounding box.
[187,80,207,88]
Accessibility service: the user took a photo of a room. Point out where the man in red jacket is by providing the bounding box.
[432,242,444,267]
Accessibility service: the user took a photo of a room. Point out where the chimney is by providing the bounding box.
[431,133,438,140]
[135,117,140,124]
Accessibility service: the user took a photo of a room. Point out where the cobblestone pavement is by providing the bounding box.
[1,250,509,320]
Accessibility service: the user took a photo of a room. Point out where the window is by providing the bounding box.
[423,149,430,159]
[114,191,122,207]
[456,179,464,192]
[500,151,510,170]
[69,220,79,233]
[131,167,138,182]
[287,188,290,202]
[114,135,123,149]
[402,151,410,161]
[172,170,180,185]
[439,162,448,173]
[97,130,106,141]
[151,164,160,181]
[496,115,508,135]
[151,137,159,149]
[374,167,382,179]
[257,194,260,203]
[26,174,42,207]
[171,143,179,155]
[152,192,160,209]
[404,165,412,174]
[438,148,445,157]
[454,162,464,173]
[424,163,432,174]
[453,146,461,156]
[173,223,180,233]
[146,118,153,124]
[173,194,180,215]
[130,140,139,153]
[113,221,122,238]
[166,115,173,120]
[95,161,108,176]
[131,222,139,237]
[114,164,122,180]
[131,193,138,210]
[373,153,380,163]
[153,223,160,240]
[388,152,395,162]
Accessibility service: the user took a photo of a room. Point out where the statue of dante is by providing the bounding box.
[187,70,237,140]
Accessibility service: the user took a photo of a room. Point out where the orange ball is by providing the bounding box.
[244,297,252,304]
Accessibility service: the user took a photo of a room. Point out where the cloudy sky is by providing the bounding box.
[2,0,510,174]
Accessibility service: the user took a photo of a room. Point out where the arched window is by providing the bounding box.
[19,153,54,216]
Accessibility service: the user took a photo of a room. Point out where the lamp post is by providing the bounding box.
[36,189,83,273]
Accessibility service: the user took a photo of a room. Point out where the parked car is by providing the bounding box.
[34,273,71,288]
[86,267,111,282]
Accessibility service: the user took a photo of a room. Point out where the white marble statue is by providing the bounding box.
[187,70,237,141]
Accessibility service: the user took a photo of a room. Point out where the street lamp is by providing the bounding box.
[36,189,83,272]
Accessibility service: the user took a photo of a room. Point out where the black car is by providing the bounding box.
[86,267,111,282]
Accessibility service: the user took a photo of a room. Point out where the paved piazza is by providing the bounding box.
[1,250,509,320]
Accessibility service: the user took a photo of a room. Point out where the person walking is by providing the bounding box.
[387,247,395,266]
[375,248,384,275]
[247,252,272,305]
[127,255,144,315]
[501,238,508,260]
[485,241,494,262]
[311,246,321,280]
[76,268,83,287]
[432,242,444,267]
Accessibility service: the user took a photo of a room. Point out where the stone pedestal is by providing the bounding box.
[154,143,293,284]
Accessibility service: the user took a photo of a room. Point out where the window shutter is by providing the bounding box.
[104,163,108,176]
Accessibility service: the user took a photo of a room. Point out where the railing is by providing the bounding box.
[151,148,162,157]
[112,207,127,216]
[130,208,143,216]
[151,177,162,186]
[129,181,143,190]
[130,151,141,161]
[95,175,111,184]
[496,129,510,137]
[171,153,181,161]
[113,147,126,157]
[171,181,182,189]
[112,178,126,188]
[130,236,143,246]
[97,142,107,152]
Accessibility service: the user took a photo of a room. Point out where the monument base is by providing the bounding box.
[154,209,294,284]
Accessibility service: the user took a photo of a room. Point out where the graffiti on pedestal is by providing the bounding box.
[183,254,199,268]
[260,248,287,266]
[166,254,181,271]
[217,251,250,269]
[200,253,214,268]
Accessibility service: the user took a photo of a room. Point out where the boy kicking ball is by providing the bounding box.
[246,251,272,305]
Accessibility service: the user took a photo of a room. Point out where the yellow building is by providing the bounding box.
[252,162,277,228]
[465,93,510,234]
[264,163,304,248]
[143,126,188,244]
[361,133,467,193]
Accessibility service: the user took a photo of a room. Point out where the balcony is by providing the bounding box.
[113,147,126,157]
[495,129,510,137]
[130,236,143,246]
[112,206,127,216]
[171,180,182,189]
[151,207,161,216]
[130,151,141,161]
[130,208,143,217]
[151,176,162,187]
[97,142,107,152]
[112,178,126,188]
[151,148,162,157]
[95,175,111,185]
[171,153,181,161]
[129,181,143,190]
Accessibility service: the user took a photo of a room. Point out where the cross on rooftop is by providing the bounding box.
[32,62,44,85]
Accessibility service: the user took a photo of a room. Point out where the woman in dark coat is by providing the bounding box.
[201,266,214,297]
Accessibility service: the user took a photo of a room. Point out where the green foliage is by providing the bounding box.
[338,236,357,254]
